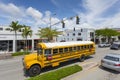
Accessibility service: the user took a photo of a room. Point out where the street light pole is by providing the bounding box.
[50,16,51,29]
[49,14,56,29]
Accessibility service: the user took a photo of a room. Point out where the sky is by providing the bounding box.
[0,0,120,32]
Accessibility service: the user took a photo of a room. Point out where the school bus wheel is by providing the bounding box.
[79,55,85,62]
[28,64,41,77]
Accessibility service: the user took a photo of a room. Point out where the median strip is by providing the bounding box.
[27,65,82,80]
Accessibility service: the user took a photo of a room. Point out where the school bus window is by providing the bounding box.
[69,47,73,52]
[53,49,58,54]
[59,48,63,53]
[84,45,86,49]
[83,46,85,49]
[45,49,51,56]
[73,47,77,51]
[86,45,89,49]
[81,46,83,49]
[87,45,89,49]
[88,45,90,49]
[77,46,80,50]
[90,45,93,48]
[64,48,68,52]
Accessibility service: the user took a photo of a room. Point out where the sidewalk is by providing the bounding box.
[0,53,12,60]
[61,62,99,80]
[0,55,24,65]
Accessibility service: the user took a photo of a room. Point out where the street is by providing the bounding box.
[0,46,120,80]
[0,56,26,80]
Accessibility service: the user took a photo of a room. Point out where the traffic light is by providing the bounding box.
[76,16,79,24]
[61,21,65,28]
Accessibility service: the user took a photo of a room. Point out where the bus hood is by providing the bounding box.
[24,53,37,62]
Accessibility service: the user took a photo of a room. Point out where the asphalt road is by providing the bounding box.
[0,46,120,80]
[0,56,26,80]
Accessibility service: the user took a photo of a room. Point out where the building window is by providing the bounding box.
[90,32,94,37]
[77,38,82,41]
[73,33,75,36]
[81,29,83,32]
[67,34,69,36]
[67,38,69,41]
[0,28,3,31]
[19,29,22,32]
[78,33,81,36]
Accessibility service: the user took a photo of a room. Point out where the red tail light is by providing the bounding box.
[114,64,120,66]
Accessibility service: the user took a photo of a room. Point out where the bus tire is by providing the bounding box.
[28,64,41,77]
[79,55,85,62]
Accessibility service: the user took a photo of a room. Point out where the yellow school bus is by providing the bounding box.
[23,41,95,77]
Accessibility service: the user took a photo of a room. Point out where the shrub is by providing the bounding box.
[12,52,30,56]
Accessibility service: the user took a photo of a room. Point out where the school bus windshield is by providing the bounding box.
[37,48,43,55]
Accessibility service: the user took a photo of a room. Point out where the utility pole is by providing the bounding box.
[49,14,56,29]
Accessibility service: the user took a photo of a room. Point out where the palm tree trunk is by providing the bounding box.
[26,37,28,53]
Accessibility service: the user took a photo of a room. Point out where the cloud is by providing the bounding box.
[0,2,24,17]
[74,0,120,29]
[98,11,120,28]
[0,2,61,32]
[26,7,43,21]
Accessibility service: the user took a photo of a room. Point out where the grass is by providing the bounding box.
[12,51,30,56]
[27,65,82,80]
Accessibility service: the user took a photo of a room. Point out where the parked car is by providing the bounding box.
[110,42,120,50]
[101,53,120,72]
[98,42,111,47]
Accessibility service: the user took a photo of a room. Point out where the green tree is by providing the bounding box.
[22,25,32,51]
[95,28,119,43]
[118,32,120,40]
[8,21,22,52]
[38,27,61,42]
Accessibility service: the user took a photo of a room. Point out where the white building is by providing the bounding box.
[56,27,95,42]
[0,25,46,54]
[0,24,95,53]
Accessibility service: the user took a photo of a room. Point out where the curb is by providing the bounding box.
[0,53,12,60]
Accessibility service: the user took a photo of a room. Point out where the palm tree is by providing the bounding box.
[8,21,22,52]
[22,25,32,52]
[38,27,61,42]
